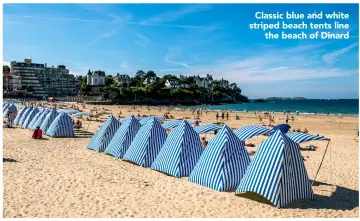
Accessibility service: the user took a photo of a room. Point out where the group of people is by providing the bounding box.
[72,119,83,129]
[215,111,229,121]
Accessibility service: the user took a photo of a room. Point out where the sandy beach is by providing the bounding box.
[3,103,359,218]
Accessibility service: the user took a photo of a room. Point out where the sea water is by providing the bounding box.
[185,99,359,116]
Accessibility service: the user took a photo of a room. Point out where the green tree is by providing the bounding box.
[105,75,114,86]
[145,70,157,78]
[135,70,146,78]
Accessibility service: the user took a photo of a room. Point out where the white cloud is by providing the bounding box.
[159,43,358,84]
[3,61,11,67]
[140,4,211,24]
[322,42,359,64]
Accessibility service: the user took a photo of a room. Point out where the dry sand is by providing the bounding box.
[3,103,359,218]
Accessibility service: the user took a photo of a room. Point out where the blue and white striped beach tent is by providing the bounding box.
[40,109,59,133]
[123,117,167,167]
[28,109,46,129]
[286,132,329,143]
[235,130,314,208]
[151,120,203,177]
[194,123,223,134]
[22,107,40,128]
[234,125,272,141]
[18,107,33,127]
[3,103,10,113]
[3,104,18,117]
[188,125,250,192]
[105,115,141,159]
[31,109,50,130]
[139,116,165,126]
[46,112,74,137]
[161,120,194,130]
[87,115,121,152]
[14,106,29,125]
[70,112,89,117]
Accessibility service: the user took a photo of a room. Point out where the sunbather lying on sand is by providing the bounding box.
[300,144,318,151]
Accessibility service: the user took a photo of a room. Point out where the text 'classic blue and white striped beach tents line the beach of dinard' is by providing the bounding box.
[151,120,203,178]
[87,115,121,152]
[105,115,141,159]
[123,117,167,167]
[235,130,314,208]
[46,112,75,137]
[188,125,251,192]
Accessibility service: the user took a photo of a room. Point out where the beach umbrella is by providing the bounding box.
[286,132,329,143]
[151,120,203,178]
[193,123,223,134]
[22,107,39,128]
[105,115,141,159]
[18,107,33,127]
[87,115,121,152]
[235,130,314,208]
[46,112,74,137]
[123,117,167,167]
[188,125,250,192]
[28,109,46,129]
[139,116,165,126]
[14,106,29,125]
[31,109,50,130]
[161,120,194,130]
[271,124,291,134]
[40,109,59,133]
[234,125,272,141]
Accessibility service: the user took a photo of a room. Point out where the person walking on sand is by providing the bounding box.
[221,112,224,120]
[226,112,229,120]
[258,115,262,123]
[216,112,219,121]
[286,115,289,124]
[291,115,295,123]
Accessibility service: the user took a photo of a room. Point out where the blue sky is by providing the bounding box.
[3,3,359,99]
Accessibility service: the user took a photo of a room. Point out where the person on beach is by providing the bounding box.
[285,115,289,124]
[216,112,219,121]
[32,126,43,139]
[226,112,229,120]
[201,137,208,148]
[258,115,262,123]
[304,128,309,133]
[221,112,224,120]
[236,114,240,120]
[291,115,295,123]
